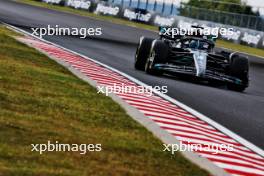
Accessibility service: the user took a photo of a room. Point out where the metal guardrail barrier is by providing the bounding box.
[107,0,264,32]
[40,0,264,49]
[180,5,264,32]
[109,0,179,16]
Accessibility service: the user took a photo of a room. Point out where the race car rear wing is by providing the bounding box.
[158,26,183,40]
[159,26,217,42]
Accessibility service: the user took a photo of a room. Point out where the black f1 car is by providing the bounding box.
[134,27,249,92]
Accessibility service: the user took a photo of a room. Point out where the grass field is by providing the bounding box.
[216,40,264,58]
[19,0,264,58]
[0,26,208,175]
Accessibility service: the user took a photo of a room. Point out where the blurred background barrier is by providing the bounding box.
[67,0,91,9]
[40,0,264,49]
[94,2,121,16]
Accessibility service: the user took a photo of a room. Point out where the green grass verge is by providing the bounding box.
[0,26,208,175]
[19,0,264,58]
[216,40,264,58]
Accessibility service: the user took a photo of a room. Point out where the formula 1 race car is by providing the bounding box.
[134,27,249,92]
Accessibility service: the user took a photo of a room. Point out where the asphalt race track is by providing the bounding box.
[0,0,263,149]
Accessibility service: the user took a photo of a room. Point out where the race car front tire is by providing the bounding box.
[135,37,154,70]
[227,55,249,92]
[145,40,168,75]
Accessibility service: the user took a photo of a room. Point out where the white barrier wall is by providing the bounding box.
[41,0,264,49]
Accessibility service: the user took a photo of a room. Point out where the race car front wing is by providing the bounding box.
[153,63,248,86]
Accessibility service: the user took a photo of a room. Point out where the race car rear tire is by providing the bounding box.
[135,37,154,70]
[227,55,249,92]
[145,40,168,75]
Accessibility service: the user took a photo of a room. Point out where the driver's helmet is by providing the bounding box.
[189,40,198,49]
[200,42,209,50]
